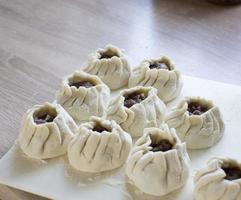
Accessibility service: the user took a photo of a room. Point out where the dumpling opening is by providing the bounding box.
[68,75,96,89]
[187,100,212,116]
[33,106,57,125]
[99,48,120,59]
[222,162,241,181]
[92,123,111,133]
[149,61,171,71]
[69,80,95,88]
[124,89,148,108]
[149,134,174,152]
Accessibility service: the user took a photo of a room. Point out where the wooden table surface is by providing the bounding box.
[0,0,241,199]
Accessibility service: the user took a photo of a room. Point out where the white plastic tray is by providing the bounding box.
[1,75,241,200]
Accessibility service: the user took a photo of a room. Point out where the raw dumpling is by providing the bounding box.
[67,116,132,172]
[126,124,190,196]
[19,102,78,159]
[165,97,225,149]
[128,56,183,102]
[194,157,241,200]
[56,70,110,122]
[106,86,166,137]
[83,44,131,90]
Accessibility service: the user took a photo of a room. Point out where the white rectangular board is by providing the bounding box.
[0,75,241,200]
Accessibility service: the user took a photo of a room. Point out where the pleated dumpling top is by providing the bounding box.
[106,86,166,137]
[128,55,182,102]
[194,157,241,200]
[126,124,190,196]
[68,117,132,173]
[19,102,78,159]
[83,44,131,90]
[165,97,225,149]
[56,70,110,122]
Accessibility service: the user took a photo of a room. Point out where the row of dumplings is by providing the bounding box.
[18,44,241,199]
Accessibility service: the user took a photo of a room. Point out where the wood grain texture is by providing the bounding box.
[0,0,241,199]
[0,184,47,200]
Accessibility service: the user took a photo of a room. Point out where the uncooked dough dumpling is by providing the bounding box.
[67,116,132,172]
[165,97,225,149]
[194,157,241,200]
[106,86,166,137]
[126,124,190,196]
[56,70,110,122]
[19,102,78,159]
[83,44,131,90]
[128,56,183,102]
